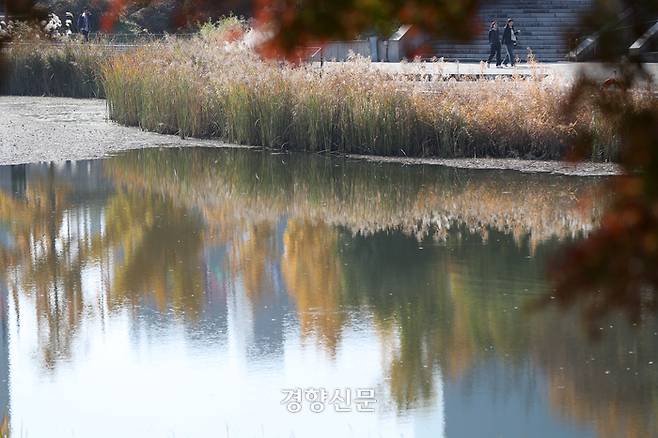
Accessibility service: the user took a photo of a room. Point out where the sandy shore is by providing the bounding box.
[1,96,621,175]
[0,96,250,165]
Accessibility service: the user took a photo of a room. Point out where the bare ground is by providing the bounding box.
[351,155,620,176]
[0,96,621,176]
[0,96,250,165]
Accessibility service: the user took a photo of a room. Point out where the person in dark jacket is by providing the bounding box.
[501,19,519,67]
[77,9,90,42]
[486,21,501,68]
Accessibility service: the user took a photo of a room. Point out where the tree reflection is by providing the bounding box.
[0,151,655,437]
[228,221,278,305]
[0,164,83,370]
[282,219,345,355]
[336,228,539,409]
[95,189,205,318]
[535,310,658,438]
[99,148,655,435]
[0,162,208,371]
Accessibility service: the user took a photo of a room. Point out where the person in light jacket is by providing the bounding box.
[502,19,519,67]
[487,21,502,68]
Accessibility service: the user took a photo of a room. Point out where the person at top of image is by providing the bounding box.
[502,18,519,67]
[487,20,502,68]
[64,12,75,36]
[77,8,91,41]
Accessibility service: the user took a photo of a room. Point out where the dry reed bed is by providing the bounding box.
[1,42,107,97]
[99,27,649,161]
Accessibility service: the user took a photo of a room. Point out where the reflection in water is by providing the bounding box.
[101,189,205,319]
[282,220,346,355]
[0,149,655,437]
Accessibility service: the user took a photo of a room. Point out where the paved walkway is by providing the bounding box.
[321,61,658,85]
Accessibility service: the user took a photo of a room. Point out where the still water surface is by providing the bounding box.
[0,148,656,437]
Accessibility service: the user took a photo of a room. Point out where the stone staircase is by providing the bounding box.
[428,0,592,63]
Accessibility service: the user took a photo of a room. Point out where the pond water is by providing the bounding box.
[0,148,655,437]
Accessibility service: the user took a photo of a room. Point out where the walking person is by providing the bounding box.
[486,21,502,68]
[502,19,519,67]
[77,9,90,42]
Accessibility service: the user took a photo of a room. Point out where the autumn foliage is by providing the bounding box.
[549,67,658,327]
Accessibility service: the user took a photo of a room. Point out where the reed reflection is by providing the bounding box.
[104,148,604,247]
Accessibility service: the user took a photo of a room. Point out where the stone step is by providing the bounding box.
[422,0,593,62]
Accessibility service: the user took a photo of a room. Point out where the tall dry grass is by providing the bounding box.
[101,24,639,160]
[1,41,107,97]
